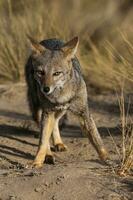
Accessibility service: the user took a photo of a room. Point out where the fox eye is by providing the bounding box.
[53,71,62,76]
[36,70,45,76]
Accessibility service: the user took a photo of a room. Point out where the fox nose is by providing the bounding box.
[43,86,50,93]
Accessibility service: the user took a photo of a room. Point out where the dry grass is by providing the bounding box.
[116,89,133,176]
[0,0,133,92]
[108,88,133,176]
[82,34,133,93]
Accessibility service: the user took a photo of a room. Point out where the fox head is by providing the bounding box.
[28,36,79,99]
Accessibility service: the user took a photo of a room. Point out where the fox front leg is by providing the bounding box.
[52,111,67,152]
[30,112,55,168]
[80,109,108,161]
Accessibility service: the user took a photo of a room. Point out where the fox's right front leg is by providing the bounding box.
[29,112,55,168]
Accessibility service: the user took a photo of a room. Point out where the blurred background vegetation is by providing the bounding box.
[0,0,132,93]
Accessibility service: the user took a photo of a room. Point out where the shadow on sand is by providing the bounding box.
[0,122,121,167]
[0,96,131,168]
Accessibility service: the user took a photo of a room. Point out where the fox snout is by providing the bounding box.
[40,84,55,95]
[43,86,50,93]
[36,74,55,95]
[39,73,65,96]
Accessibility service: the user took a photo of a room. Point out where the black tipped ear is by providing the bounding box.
[27,35,46,57]
[62,36,79,59]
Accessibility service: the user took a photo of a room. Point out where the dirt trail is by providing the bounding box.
[0,84,132,200]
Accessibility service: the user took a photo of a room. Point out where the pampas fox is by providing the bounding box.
[25,36,108,168]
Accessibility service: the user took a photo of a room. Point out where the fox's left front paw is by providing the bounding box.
[54,143,68,152]
[25,161,43,169]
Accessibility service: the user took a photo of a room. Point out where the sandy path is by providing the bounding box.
[0,84,132,200]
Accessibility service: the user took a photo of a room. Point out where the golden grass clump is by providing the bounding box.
[0,0,132,92]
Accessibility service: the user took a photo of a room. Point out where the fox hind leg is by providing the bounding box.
[27,87,42,138]
[27,83,41,124]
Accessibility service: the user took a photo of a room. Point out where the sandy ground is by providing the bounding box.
[0,84,132,200]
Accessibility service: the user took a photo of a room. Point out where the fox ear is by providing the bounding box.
[62,36,79,59]
[27,35,45,57]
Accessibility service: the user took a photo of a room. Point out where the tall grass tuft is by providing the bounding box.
[116,89,133,176]
[0,0,132,92]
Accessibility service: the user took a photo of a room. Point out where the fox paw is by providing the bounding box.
[45,155,55,164]
[99,148,108,161]
[25,161,43,169]
[54,143,68,152]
